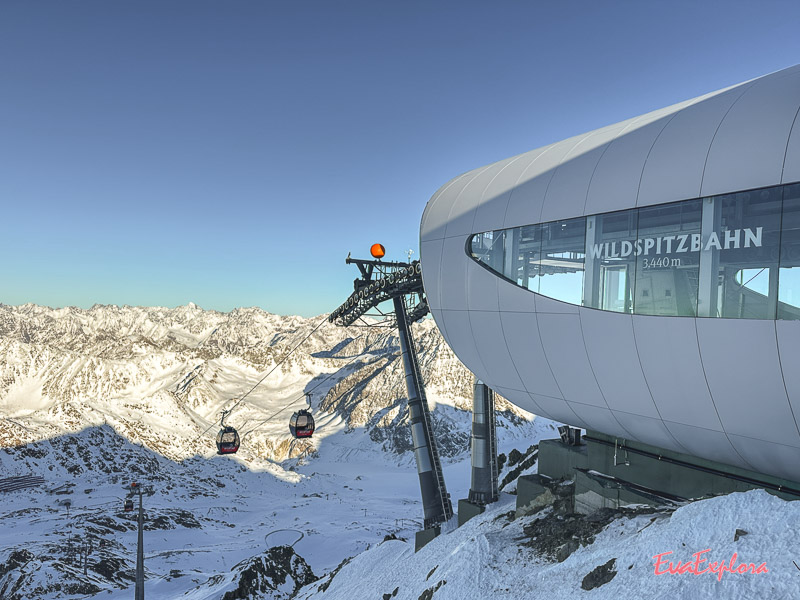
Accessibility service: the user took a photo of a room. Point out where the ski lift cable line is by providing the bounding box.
[198,325,389,442]
[193,315,331,441]
[235,333,376,441]
[228,315,331,413]
[238,333,374,439]
[240,329,396,440]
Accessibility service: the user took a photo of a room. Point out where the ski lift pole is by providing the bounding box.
[329,245,447,538]
[124,482,146,600]
[136,487,144,600]
[393,295,452,529]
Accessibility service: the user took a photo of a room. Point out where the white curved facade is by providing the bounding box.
[420,64,800,482]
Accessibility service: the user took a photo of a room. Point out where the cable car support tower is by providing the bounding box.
[124,482,148,600]
[329,252,453,537]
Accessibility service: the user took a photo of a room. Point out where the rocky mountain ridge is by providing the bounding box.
[0,302,530,464]
[0,302,543,600]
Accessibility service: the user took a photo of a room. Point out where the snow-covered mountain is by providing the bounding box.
[3,303,799,599]
[0,303,547,599]
[0,303,529,460]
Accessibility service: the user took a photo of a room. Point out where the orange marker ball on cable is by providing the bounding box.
[370,243,386,259]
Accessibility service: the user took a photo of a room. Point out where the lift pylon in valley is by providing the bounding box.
[124,481,148,600]
[329,246,453,530]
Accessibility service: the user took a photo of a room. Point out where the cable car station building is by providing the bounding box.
[420,64,800,510]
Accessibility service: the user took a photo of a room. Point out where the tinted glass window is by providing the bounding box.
[538,218,586,305]
[507,225,542,290]
[635,200,702,316]
[584,210,638,313]
[709,187,782,319]
[779,184,800,319]
[465,183,796,320]
[469,230,505,274]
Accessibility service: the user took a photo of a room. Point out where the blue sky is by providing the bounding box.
[2,1,800,316]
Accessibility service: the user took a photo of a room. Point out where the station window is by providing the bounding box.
[469,230,505,274]
[509,224,543,291]
[584,210,638,313]
[467,182,800,321]
[779,184,800,319]
[538,217,586,305]
[711,187,782,319]
[634,200,702,317]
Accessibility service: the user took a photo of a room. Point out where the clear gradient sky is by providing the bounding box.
[2,1,800,316]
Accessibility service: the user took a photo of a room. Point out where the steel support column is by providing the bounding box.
[393,295,452,528]
[468,379,499,505]
[135,488,144,600]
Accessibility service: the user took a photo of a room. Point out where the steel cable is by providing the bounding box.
[239,329,395,440]
[194,315,330,441]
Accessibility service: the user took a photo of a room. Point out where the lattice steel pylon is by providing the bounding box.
[329,255,452,528]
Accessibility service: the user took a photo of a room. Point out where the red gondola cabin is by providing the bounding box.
[289,410,315,439]
[216,426,240,455]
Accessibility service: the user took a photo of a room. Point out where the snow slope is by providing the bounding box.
[0,303,547,599]
[298,489,800,600]
[5,303,796,600]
